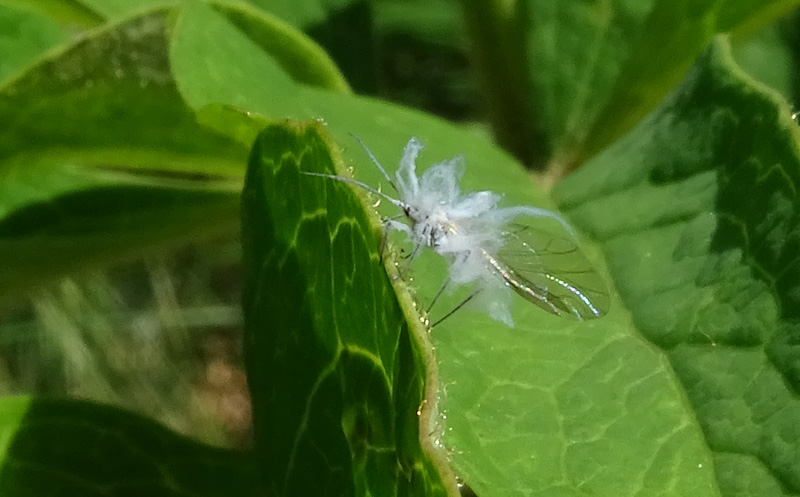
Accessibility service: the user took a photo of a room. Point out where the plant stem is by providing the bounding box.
[459,0,546,168]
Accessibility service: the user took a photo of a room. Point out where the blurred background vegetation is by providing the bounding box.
[1,0,799,449]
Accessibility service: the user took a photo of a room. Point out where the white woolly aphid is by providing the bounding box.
[305,136,607,327]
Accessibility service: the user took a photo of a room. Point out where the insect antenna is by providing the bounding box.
[349,133,400,194]
[301,171,406,210]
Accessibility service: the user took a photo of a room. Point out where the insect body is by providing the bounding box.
[304,136,608,327]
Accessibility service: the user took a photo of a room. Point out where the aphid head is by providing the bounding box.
[403,204,425,224]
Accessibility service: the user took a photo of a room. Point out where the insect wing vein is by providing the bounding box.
[480,247,567,317]
[493,223,609,319]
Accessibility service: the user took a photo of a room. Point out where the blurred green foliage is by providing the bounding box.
[1,1,800,496]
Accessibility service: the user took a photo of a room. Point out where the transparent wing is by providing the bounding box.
[481,223,609,319]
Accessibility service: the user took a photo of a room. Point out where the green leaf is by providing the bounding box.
[169,2,345,117]
[241,0,376,92]
[0,4,68,82]
[206,6,789,492]
[169,0,544,207]
[0,396,262,496]
[732,20,794,99]
[555,37,800,496]
[241,120,454,496]
[0,1,356,298]
[0,8,246,299]
[168,1,349,100]
[207,1,351,92]
[172,10,714,493]
[242,0,341,29]
[0,0,103,28]
[62,0,166,19]
[33,0,368,92]
[518,0,800,169]
[206,48,712,496]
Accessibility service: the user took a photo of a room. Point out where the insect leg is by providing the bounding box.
[427,250,470,313]
[384,217,413,237]
[427,276,451,314]
[396,243,421,278]
[378,214,406,262]
[430,288,483,328]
